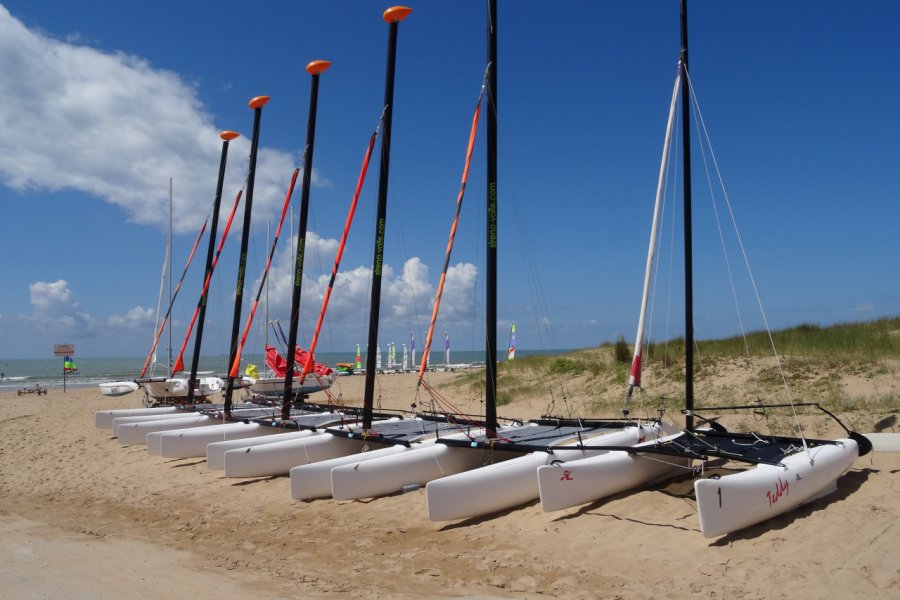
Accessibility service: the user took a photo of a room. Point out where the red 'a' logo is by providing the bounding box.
[560,470,574,481]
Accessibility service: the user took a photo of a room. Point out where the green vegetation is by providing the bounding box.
[641,316,900,362]
[438,317,899,424]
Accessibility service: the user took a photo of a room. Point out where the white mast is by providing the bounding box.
[626,69,681,401]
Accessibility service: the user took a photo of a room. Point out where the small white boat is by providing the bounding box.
[99,381,139,397]
[141,376,223,403]
[248,372,337,399]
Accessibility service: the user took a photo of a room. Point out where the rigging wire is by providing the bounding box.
[683,67,808,455]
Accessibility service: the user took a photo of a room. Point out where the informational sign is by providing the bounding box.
[53,343,75,357]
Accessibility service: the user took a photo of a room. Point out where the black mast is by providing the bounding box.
[187,130,239,403]
[484,0,498,435]
[280,60,332,421]
[224,95,269,416]
[680,0,694,432]
[362,6,412,429]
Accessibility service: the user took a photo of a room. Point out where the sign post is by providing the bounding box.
[54,344,75,393]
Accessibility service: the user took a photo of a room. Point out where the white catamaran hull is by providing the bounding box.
[223,432,354,478]
[146,422,268,457]
[99,381,139,397]
[694,438,859,538]
[329,438,515,501]
[537,433,688,512]
[426,425,659,522]
[221,417,408,478]
[290,444,412,499]
[96,406,180,429]
[111,412,199,437]
[116,415,224,446]
[206,430,316,470]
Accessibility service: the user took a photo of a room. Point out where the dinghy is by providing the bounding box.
[99,381,139,398]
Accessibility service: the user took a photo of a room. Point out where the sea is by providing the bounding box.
[0,349,565,392]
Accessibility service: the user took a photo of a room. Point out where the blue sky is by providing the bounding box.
[0,1,897,360]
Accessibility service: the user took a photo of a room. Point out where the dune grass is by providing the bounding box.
[443,317,899,422]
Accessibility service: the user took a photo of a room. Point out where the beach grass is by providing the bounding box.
[438,317,899,424]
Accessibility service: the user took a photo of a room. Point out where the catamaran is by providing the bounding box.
[284,0,665,509]
[535,0,870,538]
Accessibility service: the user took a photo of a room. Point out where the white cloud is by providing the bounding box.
[107,306,156,330]
[243,228,479,348]
[29,280,75,315]
[27,279,93,334]
[0,7,325,235]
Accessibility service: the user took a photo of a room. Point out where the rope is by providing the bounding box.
[683,67,809,459]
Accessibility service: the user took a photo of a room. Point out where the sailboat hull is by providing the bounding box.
[223,433,354,478]
[290,444,411,499]
[248,373,336,398]
[427,425,658,521]
[111,412,199,437]
[206,430,316,470]
[116,415,222,446]
[150,422,271,458]
[96,406,180,430]
[142,376,223,402]
[694,438,859,538]
[537,433,688,512]
[331,441,510,502]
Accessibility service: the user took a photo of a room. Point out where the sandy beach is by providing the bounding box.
[1,371,898,599]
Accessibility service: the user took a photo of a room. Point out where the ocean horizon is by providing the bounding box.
[0,348,572,391]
